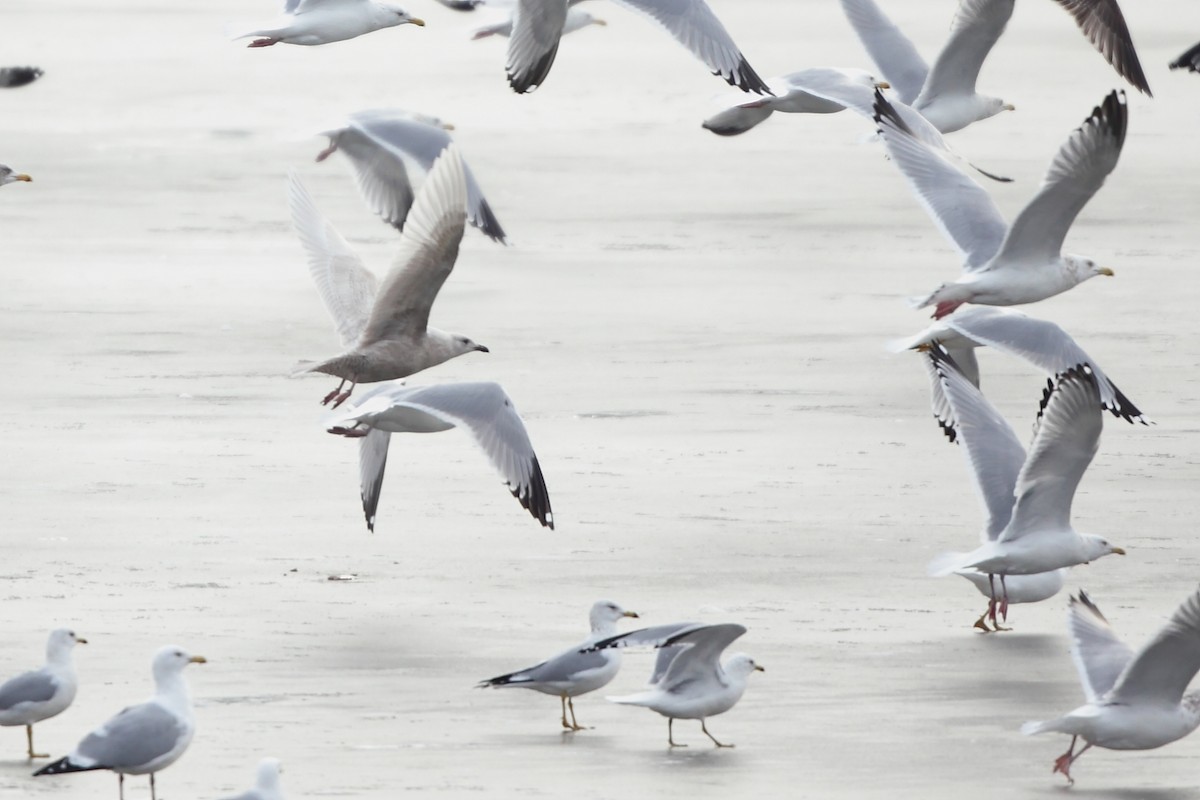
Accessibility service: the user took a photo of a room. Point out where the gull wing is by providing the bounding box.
[1001,366,1102,541]
[839,0,928,104]
[0,66,43,88]
[0,669,57,710]
[507,0,568,93]
[1066,591,1134,703]
[991,91,1126,268]
[1050,0,1150,95]
[358,429,392,533]
[610,0,770,94]
[359,147,467,345]
[655,623,748,688]
[915,0,1013,107]
[874,91,1007,270]
[1109,586,1200,707]
[1171,42,1200,73]
[287,172,378,348]
[71,703,185,770]
[926,344,1024,541]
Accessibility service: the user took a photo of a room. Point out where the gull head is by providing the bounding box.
[982,96,1014,120]
[378,4,424,27]
[256,758,283,791]
[1081,535,1126,563]
[152,645,207,681]
[0,166,32,186]
[725,653,765,679]
[1065,254,1115,282]
[589,600,639,634]
[47,628,87,660]
[452,334,489,356]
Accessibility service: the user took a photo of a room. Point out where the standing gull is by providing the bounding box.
[1023,588,1200,785]
[315,109,507,244]
[221,757,285,800]
[289,146,487,408]
[325,380,554,531]
[504,0,770,94]
[892,306,1149,427]
[591,622,763,747]
[35,645,206,800]
[477,601,639,731]
[874,90,1124,319]
[0,629,86,759]
[237,0,424,47]
[925,346,1125,624]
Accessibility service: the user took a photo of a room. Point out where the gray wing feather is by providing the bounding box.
[507,0,567,93]
[586,622,705,653]
[358,429,391,533]
[839,0,928,103]
[1110,587,1200,706]
[658,623,747,688]
[1050,0,1150,95]
[1066,591,1134,703]
[0,670,57,710]
[74,704,183,770]
[915,0,1012,106]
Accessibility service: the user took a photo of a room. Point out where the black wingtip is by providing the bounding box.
[1170,42,1200,73]
[1093,90,1128,151]
[34,757,97,777]
[0,66,43,89]
[722,56,772,96]
[511,457,553,529]
[507,42,560,95]
[871,88,911,137]
[1102,380,1149,426]
[473,198,508,245]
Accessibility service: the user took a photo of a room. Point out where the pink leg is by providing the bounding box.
[932,300,964,319]
[988,574,999,625]
[247,38,278,48]
[1052,737,1091,785]
[321,379,346,406]
[999,575,1010,622]
[315,141,338,162]
[331,383,356,409]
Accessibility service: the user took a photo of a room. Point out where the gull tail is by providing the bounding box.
[289,359,317,378]
[927,551,972,578]
[606,692,658,707]
[34,757,102,777]
[907,285,944,310]
[1020,719,1063,736]
[476,669,534,689]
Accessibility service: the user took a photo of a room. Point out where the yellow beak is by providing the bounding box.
[76,637,89,645]
[14,174,31,182]
[408,17,425,26]
[1003,103,1016,111]
[622,611,640,619]
[189,655,208,664]
[875,81,891,90]
[1112,547,1126,556]
[594,19,608,25]
[1098,267,1115,277]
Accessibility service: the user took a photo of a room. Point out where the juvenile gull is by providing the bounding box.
[35,646,206,800]
[924,346,1125,623]
[1023,588,1200,785]
[892,306,1148,426]
[593,622,763,747]
[504,0,770,94]
[0,629,86,759]
[874,90,1124,319]
[237,0,424,47]
[289,146,487,408]
[0,165,32,187]
[325,380,554,531]
[0,67,43,88]
[477,601,639,731]
[315,109,507,244]
[221,757,285,800]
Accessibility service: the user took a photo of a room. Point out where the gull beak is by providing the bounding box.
[875,81,891,90]
[594,18,608,25]
[75,637,89,645]
[474,344,490,353]
[754,665,765,672]
[441,122,456,131]
[622,610,639,619]
[1003,103,1016,111]
[14,174,31,182]
[408,17,426,26]
[189,655,208,664]
[1098,267,1115,277]
[1112,547,1126,555]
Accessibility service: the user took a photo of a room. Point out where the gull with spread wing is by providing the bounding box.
[477,601,639,731]
[289,146,488,409]
[1023,588,1200,785]
[590,622,763,747]
[701,67,889,137]
[325,380,553,532]
[504,0,769,94]
[314,109,507,244]
[874,90,1125,319]
[0,629,86,759]
[237,0,424,47]
[923,345,1125,626]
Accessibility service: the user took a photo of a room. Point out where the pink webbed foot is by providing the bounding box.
[315,141,338,162]
[932,300,964,319]
[1052,753,1075,785]
[330,389,354,409]
[247,38,278,48]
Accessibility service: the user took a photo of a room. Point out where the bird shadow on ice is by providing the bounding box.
[1030,789,1200,800]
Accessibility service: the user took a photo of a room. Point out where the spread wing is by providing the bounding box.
[1066,591,1134,703]
[358,429,391,533]
[915,0,1012,106]
[656,623,748,688]
[358,147,467,345]
[839,0,928,104]
[992,91,1126,268]
[1171,42,1200,73]
[1050,0,1150,95]
[507,0,568,93]
[1109,587,1200,707]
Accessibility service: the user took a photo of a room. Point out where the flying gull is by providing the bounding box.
[591,622,763,747]
[874,90,1124,319]
[467,1,606,40]
[1023,588,1200,785]
[236,0,424,47]
[35,646,206,800]
[0,629,86,759]
[924,346,1125,624]
[314,109,507,244]
[289,146,488,408]
[477,601,639,731]
[504,0,770,94]
[701,67,888,137]
[325,380,554,532]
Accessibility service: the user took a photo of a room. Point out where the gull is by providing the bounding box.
[314,109,507,244]
[0,67,43,88]
[591,622,763,747]
[289,146,487,409]
[325,380,554,532]
[954,569,1065,632]
[841,0,1016,133]
[874,89,1124,319]
[477,601,639,731]
[0,629,86,759]
[843,0,1149,112]
[35,646,206,800]
[504,0,770,94]
[1170,42,1200,74]
[701,67,888,137]
[925,345,1125,624]
[892,305,1149,427]
[237,0,424,47]
[1,165,31,187]
[472,5,606,41]
[1022,588,1200,785]
[221,758,285,800]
